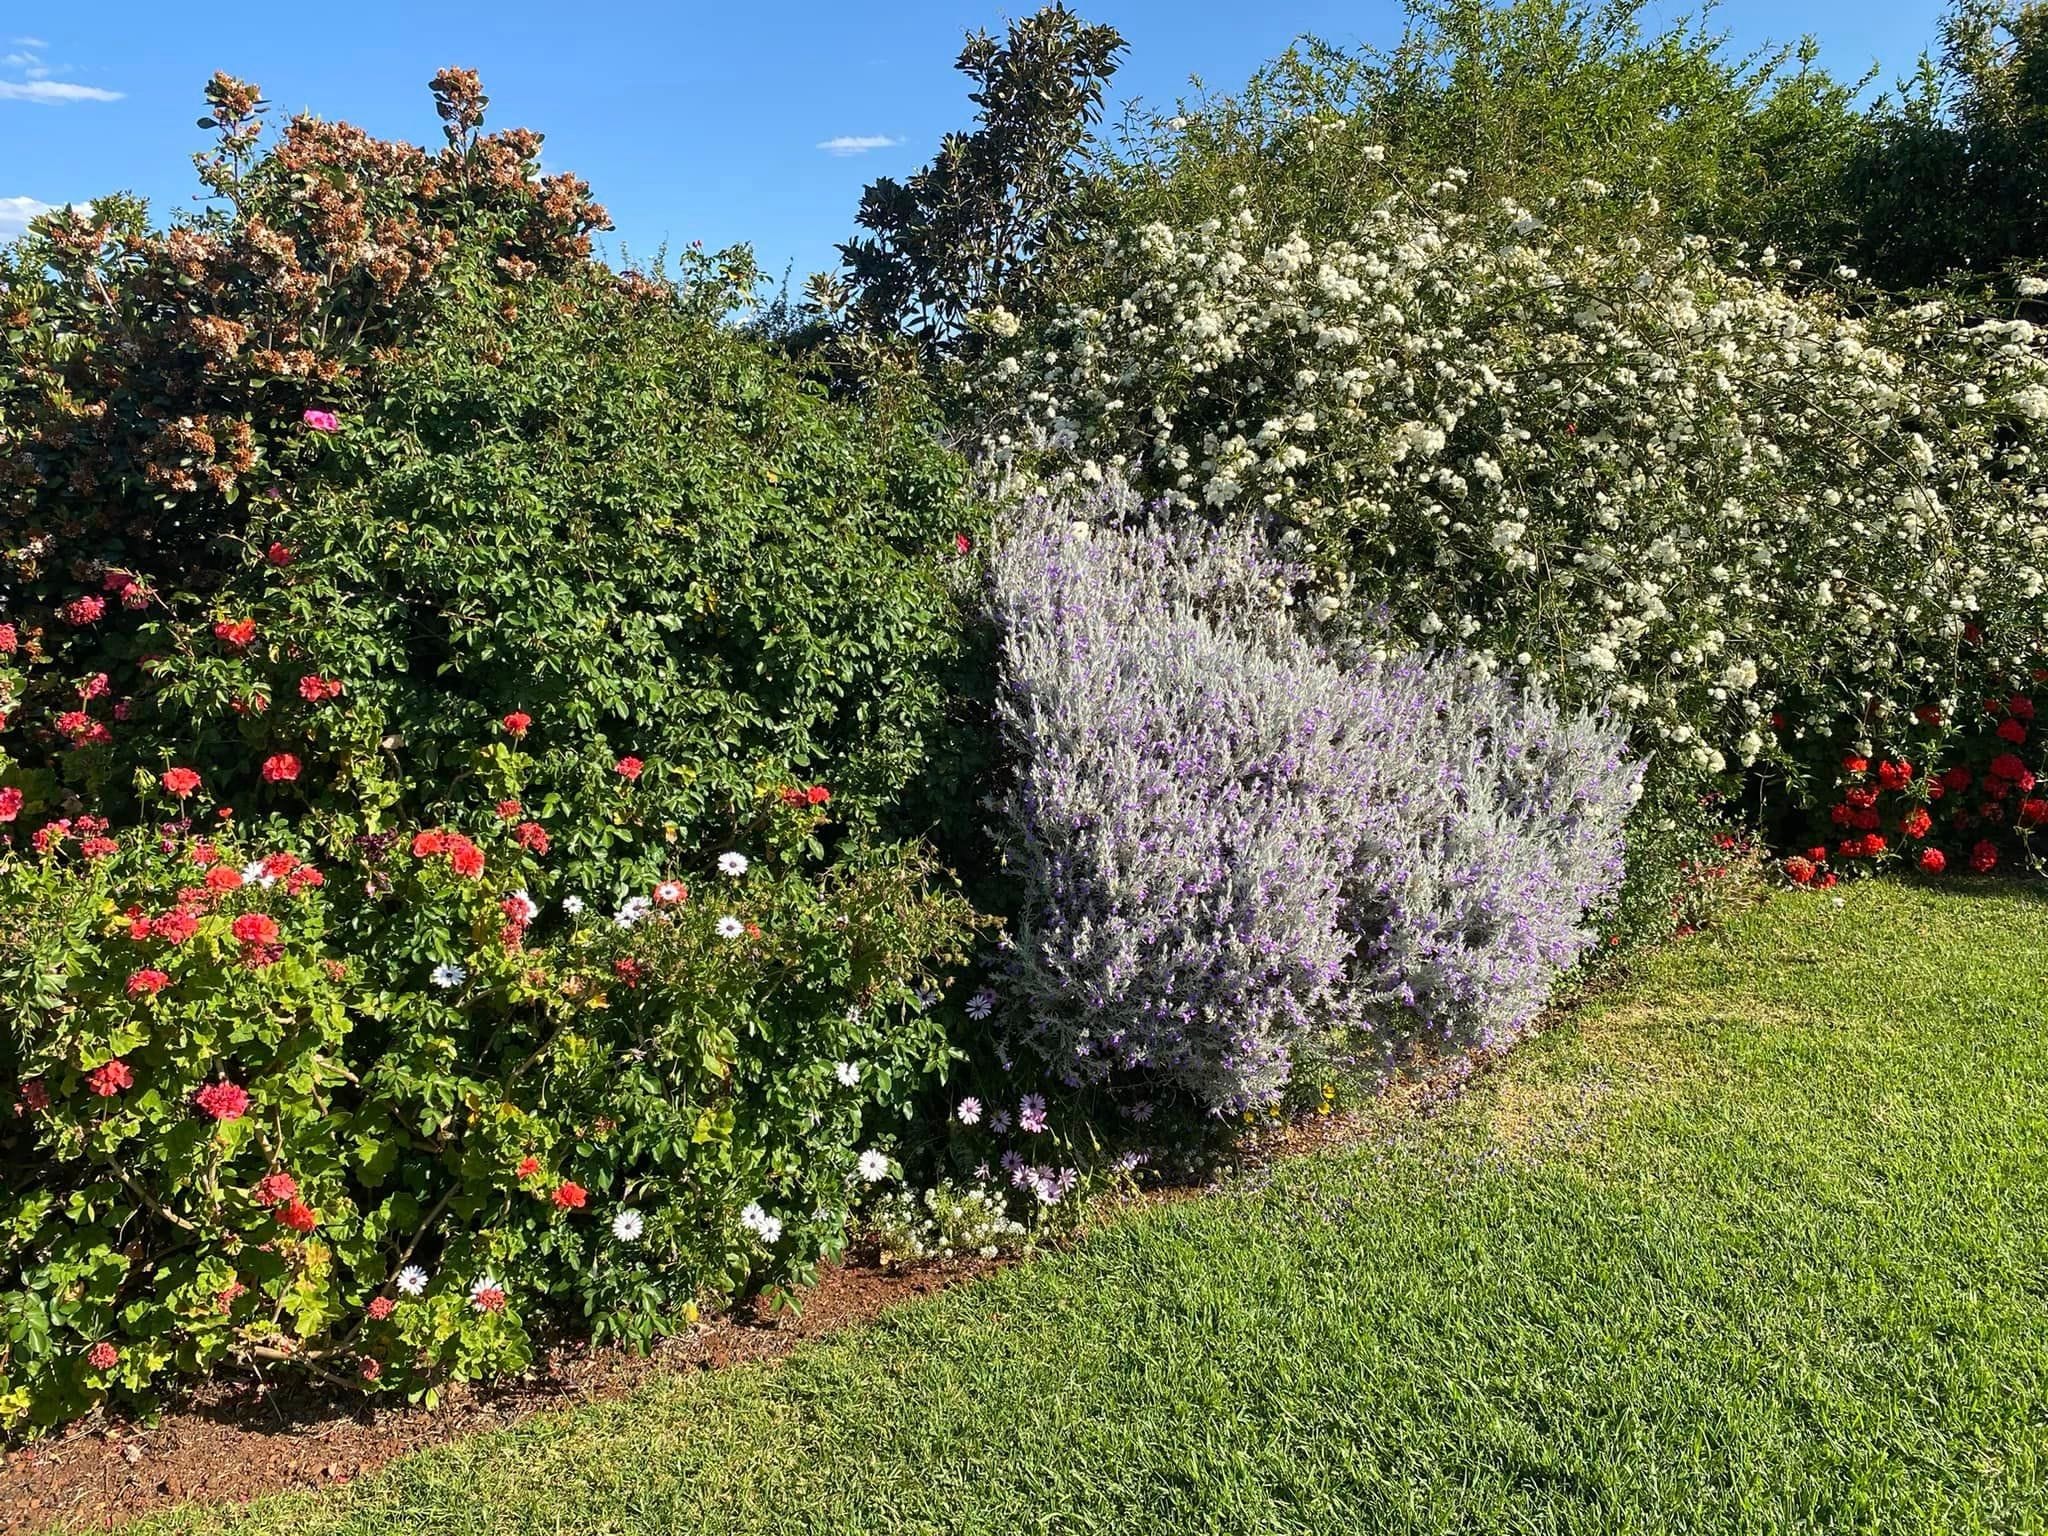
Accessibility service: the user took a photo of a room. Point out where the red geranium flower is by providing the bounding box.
[446,838,485,879]
[806,785,830,805]
[495,798,522,820]
[367,1296,396,1321]
[0,786,21,823]
[213,618,257,649]
[17,1078,51,1113]
[152,908,199,944]
[261,753,301,783]
[359,1357,383,1382]
[1970,839,2000,873]
[1841,755,1869,775]
[1998,718,2028,745]
[1874,760,1913,790]
[411,829,448,857]
[194,1080,250,1121]
[513,821,550,854]
[1782,856,1816,885]
[252,1171,298,1207]
[1918,847,1947,874]
[161,767,202,797]
[298,675,342,702]
[62,595,106,627]
[614,756,644,782]
[267,542,295,567]
[206,865,245,892]
[502,711,532,737]
[126,968,170,998]
[2021,798,2048,827]
[86,1059,133,1097]
[515,1155,541,1179]
[1901,807,1933,839]
[231,913,280,945]
[551,1181,587,1211]
[86,1342,118,1372]
[278,1199,320,1233]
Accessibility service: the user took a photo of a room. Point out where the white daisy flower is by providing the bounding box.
[611,1208,644,1242]
[469,1274,508,1311]
[240,859,279,889]
[394,1264,429,1296]
[856,1149,891,1183]
[834,1061,861,1087]
[561,895,586,916]
[614,895,653,928]
[739,1202,783,1244]
[653,880,687,905]
[716,916,745,939]
[965,989,996,1020]
[430,962,468,989]
[717,851,749,877]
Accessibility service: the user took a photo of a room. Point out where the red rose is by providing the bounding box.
[502,711,532,737]
[277,1199,319,1233]
[126,969,170,997]
[261,753,301,783]
[551,1181,587,1211]
[231,913,280,945]
[86,1059,133,1097]
[194,1080,251,1121]
[614,756,644,782]
[1918,847,1947,874]
[161,767,202,797]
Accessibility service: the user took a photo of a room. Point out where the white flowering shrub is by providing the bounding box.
[866,1181,1030,1264]
[987,489,1638,1120]
[968,176,2048,800]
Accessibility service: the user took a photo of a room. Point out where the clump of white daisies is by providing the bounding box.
[867,1181,1029,1264]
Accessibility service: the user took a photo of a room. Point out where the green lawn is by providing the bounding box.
[141,882,2048,1535]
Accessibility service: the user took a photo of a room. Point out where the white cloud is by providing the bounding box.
[10,37,49,48]
[0,78,120,102]
[817,134,902,157]
[0,195,56,238]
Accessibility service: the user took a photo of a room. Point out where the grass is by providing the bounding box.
[140,881,2048,1535]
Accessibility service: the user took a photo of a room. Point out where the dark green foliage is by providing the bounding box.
[836,4,1126,355]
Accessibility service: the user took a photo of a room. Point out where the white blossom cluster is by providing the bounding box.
[866,1181,1029,1264]
[968,177,2048,776]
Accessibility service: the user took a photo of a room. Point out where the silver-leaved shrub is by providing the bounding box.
[988,485,1639,1118]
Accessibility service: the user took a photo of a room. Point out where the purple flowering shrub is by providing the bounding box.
[989,495,1639,1119]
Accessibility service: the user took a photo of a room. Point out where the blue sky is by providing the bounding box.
[2,1,1950,280]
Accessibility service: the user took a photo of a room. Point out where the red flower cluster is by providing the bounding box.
[62,595,106,628]
[0,787,21,823]
[162,767,202,797]
[411,829,486,878]
[614,755,643,782]
[126,968,170,997]
[194,1080,251,1121]
[513,821,550,853]
[502,711,532,737]
[252,1171,298,1207]
[551,1180,586,1211]
[778,783,831,808]
[213,618,257,649]
[298,674,343,702]
[86,1342,119,1372]
[86,1059,134,1097]
[515,1154,541,1179]
[277,1199,320,1233]
[261,753,301,783]
[367,1296,396,1321]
